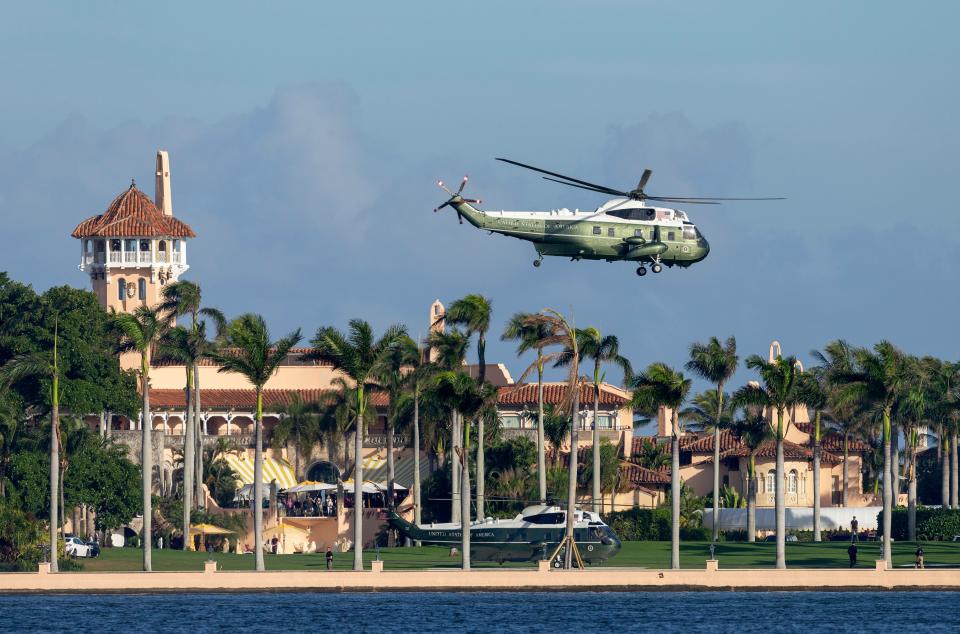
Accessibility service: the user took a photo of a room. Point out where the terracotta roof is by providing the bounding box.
[621,463,671,487]
[149,388,389,410]
[497,383,629,407]
[152,348,331,368]
[72,185,196,238]
[711,438,842,465]
[794,423,870,452]
[679,429,742,453]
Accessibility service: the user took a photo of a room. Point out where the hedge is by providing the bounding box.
[877,508,960,541]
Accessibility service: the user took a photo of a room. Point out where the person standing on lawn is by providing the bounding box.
[847,542,858,568]
[851,516,859,542]
[326,547,334,571]
[915,544,924,569]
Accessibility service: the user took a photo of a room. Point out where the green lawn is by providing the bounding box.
[72,540,960,572]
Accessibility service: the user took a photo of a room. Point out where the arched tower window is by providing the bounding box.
[765,472,776,494]
[787,470,798,493]
[138,278,146,300]
[117,278,126,301]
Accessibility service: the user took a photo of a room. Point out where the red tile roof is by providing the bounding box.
[622,463,671,486]
[149,388,389,409]
[710,439,842,465]
[72,185,196,238]
[497,383,629,407]
[794,423,870,452]
[152,348,331,368]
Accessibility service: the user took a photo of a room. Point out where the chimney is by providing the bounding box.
[155,150,173,216]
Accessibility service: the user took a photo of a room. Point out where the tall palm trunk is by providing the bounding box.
[670,426,680,569]
[563,386,580,569]
[881,409,892,567]
[253,389,265,571]
[592,375,601,514]
[775,410,785,570]
[413,390,422,534]
[941,432,950,508]
[353,386,366,571]
[476,414,485,520]
[891,429,900,497]
[536,356,546,503]
[951,430,958,509]
[461,435,471,570]
[194,367,204,509]
[907,438,917,541]
[49,371,60,572]
[812,411,821,542]
[181,365,194,550]
[141,354,153,572]
[450,412,460,523]
[747,455,756,543]
[711,388,723,542]
[843,432,850,506]
[386,420,395,509]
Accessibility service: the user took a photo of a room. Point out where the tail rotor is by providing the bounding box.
[434,175,481,224]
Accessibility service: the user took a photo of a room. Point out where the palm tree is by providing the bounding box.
[523,403,570,464]
[156,323,214,550]
[559,327,632,514]
[426,329,470,523]
[428,370,495,569]
[0,319,64,572]
[159,280,226,513]
[631,362,692,569]
[374,335,420,511]
[733,354,803,569]
[269,392,320,479]
[309,319,406,571]
[207,314,301,572]
[502,312,553,503]
[444,295,493,519]
[727,405,772,542]
[513,309,582,568]
[797,369,828,541]
[833,341,910,567]
[926,359,959,509]
[113,306,168,572]
[685,336,738,542]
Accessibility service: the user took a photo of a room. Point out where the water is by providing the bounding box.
[1,591,958,633]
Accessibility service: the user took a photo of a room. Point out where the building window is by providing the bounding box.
[173,239,181,252]
[126,239,137,252]
[158,241,167,252]
[592,226,601,235]
[500,415,520,429]
[110,239,121,251]
[140,239,150,251]
[787,470,798,493]
[765,472,776,494]
[596,415,614,429]
[138,278,146,300]
[117,279,126,301]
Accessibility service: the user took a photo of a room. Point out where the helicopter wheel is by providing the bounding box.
[533,259,541,268]
[636,266,647,277]
[533,255,543,268]
[651,264,662,274]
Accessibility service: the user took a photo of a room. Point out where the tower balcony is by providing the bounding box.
[79,237,187,273]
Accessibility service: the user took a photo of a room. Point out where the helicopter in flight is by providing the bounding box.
[434,158,783,276]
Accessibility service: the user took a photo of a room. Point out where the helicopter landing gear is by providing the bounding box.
[651,263,662,274]
[533,255,543,268]
[636,266,647,277]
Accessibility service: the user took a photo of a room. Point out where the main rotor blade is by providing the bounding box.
[542,176,623,196]
[496,157,627,196]
[646,197,720,205]
[637,169,652,191]
[650,196,785,201]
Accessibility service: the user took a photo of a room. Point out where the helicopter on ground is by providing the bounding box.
[388,502,622,565]
[434,158,783,276]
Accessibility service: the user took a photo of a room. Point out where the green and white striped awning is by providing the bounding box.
[361,456,432,489]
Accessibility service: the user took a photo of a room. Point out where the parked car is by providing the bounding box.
[764,534,799,542]
[64,536,98,558]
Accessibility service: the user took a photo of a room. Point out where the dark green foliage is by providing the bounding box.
[485,436,536,474]
[880,508,960,541]
[606,507,672,541]
[0,500,46,571]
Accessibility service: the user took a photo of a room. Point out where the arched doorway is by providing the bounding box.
[306,461,340,484]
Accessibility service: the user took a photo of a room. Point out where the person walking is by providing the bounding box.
[915,544,924,569]
[326,495,334,517]
[847,542,858,568]
[326,547,334,571]
[850,516,859,542]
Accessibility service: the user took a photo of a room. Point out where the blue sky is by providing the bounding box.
[1,1,958,390]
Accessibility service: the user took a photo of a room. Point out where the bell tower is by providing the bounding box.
[72,151,195,313]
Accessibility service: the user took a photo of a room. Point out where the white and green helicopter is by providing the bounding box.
[434,158,782,276]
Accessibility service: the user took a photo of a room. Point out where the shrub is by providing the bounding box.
[679,527,711,541]
[606,507,671,541]
[879,508,960,540]
[0,502,46,571]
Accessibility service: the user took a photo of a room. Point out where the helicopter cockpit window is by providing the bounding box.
[682,226,697,240]
[592,226,601,235]
[522,512,565,524]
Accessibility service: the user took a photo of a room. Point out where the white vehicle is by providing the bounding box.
[64,536,93,558]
